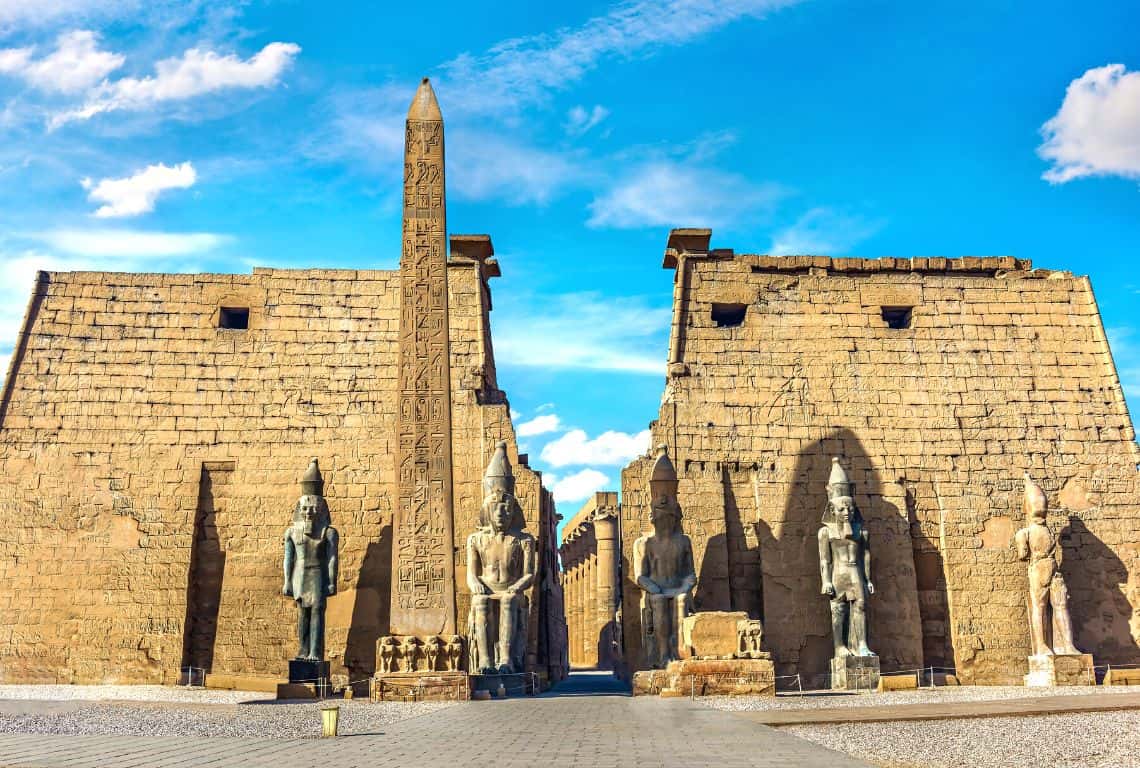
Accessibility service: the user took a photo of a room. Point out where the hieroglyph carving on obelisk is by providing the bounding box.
[390,78,457,636]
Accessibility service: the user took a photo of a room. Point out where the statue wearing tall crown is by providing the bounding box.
[1015,474,1081,657]
[818,458,875,661]
[283,458,339,663]
[466,442,536,674]
[633,445,696,669]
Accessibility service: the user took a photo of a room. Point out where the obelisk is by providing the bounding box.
[390,78,457,636]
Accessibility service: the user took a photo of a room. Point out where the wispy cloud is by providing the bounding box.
[517,413,562,438]
[769,207,884,255]
[541,428,651,467]
[82,161,196,218]
[565,104,609,136]
[588,159,784,229]
[438,0,801,116]
[494,291,669,374]
[450,129,591,204]
[0,30,123,93]
[1039,64,1140,184]
[50,41,301,127]
[31,228,229,256]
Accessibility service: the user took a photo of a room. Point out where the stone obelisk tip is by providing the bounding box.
[408,77,442,120]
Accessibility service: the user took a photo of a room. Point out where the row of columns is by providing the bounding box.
[559,495,620,669]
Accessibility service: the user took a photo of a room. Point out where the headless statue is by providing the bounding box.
[1014,473,1080,656]
[633,445,696,668]
[818,458,875,659]
[467,442,536,674]
[282,458,339,661]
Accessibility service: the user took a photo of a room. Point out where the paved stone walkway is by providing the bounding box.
[737,690,1140,725]
[0,672,870,768]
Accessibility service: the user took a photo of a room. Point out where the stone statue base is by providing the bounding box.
[276,658,331,699]
[632,657,775,697]
[1024,653,1094,687]
[371,671,470,701]
[831,655,880,691]
[469,672,538,697]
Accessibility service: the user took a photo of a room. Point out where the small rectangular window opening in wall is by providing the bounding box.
[218,307,249,330]
[711,302,747,328]
[881,306,913,329]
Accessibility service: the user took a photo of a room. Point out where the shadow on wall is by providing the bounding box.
[906,483,954,670]
[755,428,921,686]
[1062,516,1138,665]
[343,526,392,693]
[723,465,763,619]
[181,469,227,675]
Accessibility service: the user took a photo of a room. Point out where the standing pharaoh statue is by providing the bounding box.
[1014,474,1081,657]
[467,442,536,674]
[633,445,696,669]
[282,458,339,663]
[818,458,875,662]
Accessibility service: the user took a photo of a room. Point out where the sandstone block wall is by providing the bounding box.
[0,255,564,684]
[621,237,1140,685]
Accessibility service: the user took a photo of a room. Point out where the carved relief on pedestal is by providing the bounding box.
[375,634,467,673]
[736,620,766,659]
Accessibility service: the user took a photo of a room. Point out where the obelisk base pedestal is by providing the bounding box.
[1024,653,1094,687]
[831,655,880,691]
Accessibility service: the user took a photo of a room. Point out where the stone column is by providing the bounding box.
[593,506,620,669]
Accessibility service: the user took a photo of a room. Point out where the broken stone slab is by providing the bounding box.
[1024,653,1094,687]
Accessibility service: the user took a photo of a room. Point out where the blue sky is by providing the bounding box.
[1,0,1139,527]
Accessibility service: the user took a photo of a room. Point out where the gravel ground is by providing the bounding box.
[0,685,454,739]
[701,684,1140,712]
[787,711,1140,768]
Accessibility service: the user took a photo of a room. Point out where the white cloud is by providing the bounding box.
[51,41,301,127]
[517,414,562,438]
[769,207,884,255]
[450,129,590,205]
[541,428,651,468]
[1039,64,1140,184]
[32,229,228,256]
[0,0,133,29]
[82,161,196,218]
[493,292,669,375]
[509,408,522,420]
[0,30,123,94]
[551,468,610,504]
[566,104,608,136]
[439,0,801,116]
[587,159,784,229]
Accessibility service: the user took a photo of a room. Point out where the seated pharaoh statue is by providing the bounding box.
[1015,473,1081,657]
[466,442,536,674]
[634,445,696,669]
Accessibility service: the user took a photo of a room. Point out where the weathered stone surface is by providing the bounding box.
[1024,653,1094,686]
[203,673,284,694]
[1104,667,1140,685]
[369,671,469,701]
[621,234,1140,685]
[634,658,776,697]
[831,655,880,690]
[681,611,749,658]
[876,673,918,692]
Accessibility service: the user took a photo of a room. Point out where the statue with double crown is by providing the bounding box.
[818,458,877,688]
[633,445,696,669]
[283,459,339,670]
[466,442,536,675]
[1015,474,1081,656]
